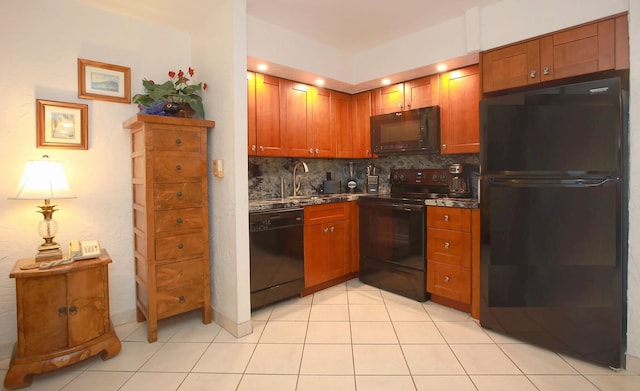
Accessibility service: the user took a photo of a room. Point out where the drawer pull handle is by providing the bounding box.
[58,306,67,315]
[178,243,184,249]
[444,276,450,283]
[444,215,449,222]
[330,226,334,233]
[444,242,450,249]
[324,227,329,233]
[68,306,77,315]
[176,138,182,145]
[176,218,183,224]
[176,191,183,198]
[175,164,182,171]
[179,295,186,303]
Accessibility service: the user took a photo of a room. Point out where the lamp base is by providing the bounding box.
[36,248,63,262]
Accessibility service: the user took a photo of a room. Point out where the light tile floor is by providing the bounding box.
[2,279,639,391]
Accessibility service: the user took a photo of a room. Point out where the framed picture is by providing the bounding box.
[77,58,131,103]
[36,100,88,150]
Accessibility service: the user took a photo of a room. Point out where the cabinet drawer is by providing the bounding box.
[156,258,204,289]
[154,182,202,210]
[155,208,204,234]
[427,206,471,231]
[427,228,471,267]
[153,155,202,182]
[304,202,349,225]
[155,232,205,261]
[156,282,204,318]
[152,129,201,152]
[427,261,471,303]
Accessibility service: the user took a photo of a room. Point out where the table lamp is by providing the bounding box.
[11,155,76,262]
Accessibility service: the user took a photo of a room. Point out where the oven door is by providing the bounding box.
[358,198,427,301]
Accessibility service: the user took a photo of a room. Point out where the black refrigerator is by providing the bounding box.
[479,75,628,369]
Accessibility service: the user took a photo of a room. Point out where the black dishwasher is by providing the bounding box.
[249,208,305,310]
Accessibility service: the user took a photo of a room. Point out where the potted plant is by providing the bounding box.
[133,67,207,119]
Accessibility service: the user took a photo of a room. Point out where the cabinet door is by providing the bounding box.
[372,84,404,115]
[67,265,108,346]
[482,40,540,93]
[304,223,327,287]
[256,73,286,156]
[285,80,312,157]
[247,71,257,155]
[332,91,353,158]
[312,87,334,157]
[439,65,480,154]
[351,91,373,158]
[326,220,350,280]
[541,19,615,82]
[405,75,439,110]
[20,275,68,356]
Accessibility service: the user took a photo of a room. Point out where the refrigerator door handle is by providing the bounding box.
[485,176,619,187]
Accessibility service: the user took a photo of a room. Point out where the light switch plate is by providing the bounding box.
[213,159,224,177]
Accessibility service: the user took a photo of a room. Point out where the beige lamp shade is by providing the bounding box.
[12,157,75,200]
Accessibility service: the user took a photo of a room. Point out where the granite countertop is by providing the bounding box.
[249,193,479,212]
[249,193,364,212]
[424,197,479,209]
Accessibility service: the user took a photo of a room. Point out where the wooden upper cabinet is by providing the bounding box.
[405,75,439,111]
[372,75,439,115]
[254,73,286,156]
[312,87,334,157]
[332,91,353,158]
[247,71,257,155]
[482,14,628,93]
[482,40,540,92]
[351,91,373,158]
[284,80,312,157]
[440,65,480,154]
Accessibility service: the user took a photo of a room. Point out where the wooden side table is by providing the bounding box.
[3,249,121,389]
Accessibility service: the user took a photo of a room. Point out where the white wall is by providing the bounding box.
[192,0,252,337]
[0,0,191,356]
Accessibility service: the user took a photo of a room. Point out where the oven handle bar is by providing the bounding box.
[390,203,425,212]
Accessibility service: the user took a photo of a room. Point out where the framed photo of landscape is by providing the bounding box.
[36,99,88,150]
[77,58,131,103]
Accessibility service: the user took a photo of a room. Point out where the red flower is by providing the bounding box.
[178,69,185,78]
[168,71,176,78]
[203,83,208,91]
[188,67,195,77]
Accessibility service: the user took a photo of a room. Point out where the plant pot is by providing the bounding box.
[163,102,194,118]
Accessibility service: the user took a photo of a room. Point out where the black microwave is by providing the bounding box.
[370,106,440,155]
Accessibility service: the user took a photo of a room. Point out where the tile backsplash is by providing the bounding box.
[248,153,480,200]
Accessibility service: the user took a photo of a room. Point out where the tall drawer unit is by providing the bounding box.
[124,114,215,342]
[426,206,472,309]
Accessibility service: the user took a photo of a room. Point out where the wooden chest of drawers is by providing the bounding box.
[124,114,214,342]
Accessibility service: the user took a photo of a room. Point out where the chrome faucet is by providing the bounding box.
[292,161,309,197]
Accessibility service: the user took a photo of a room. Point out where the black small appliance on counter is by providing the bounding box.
[447,163,477,198]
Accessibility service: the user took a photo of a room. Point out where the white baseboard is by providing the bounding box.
[626,353,640,374]
[213,308,252,338]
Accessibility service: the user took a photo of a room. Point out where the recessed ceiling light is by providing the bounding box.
[257,64,268,71]
[436,64,447,72]
[382,78,391,85]
[315,78,325,86]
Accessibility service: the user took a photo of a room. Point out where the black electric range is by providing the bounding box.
[358,168,448,301]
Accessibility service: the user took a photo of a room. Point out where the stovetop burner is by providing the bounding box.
[389,168,449,201]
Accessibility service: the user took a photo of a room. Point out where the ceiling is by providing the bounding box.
[77,0,499,52]
[75,0,500,91]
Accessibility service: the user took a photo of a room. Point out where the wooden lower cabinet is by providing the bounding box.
[5,251,121,389]
[426,206,480,318]
[303,202,356,294]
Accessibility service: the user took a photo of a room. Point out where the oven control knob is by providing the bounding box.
[440,173,447,182]
[398,174,406,182]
